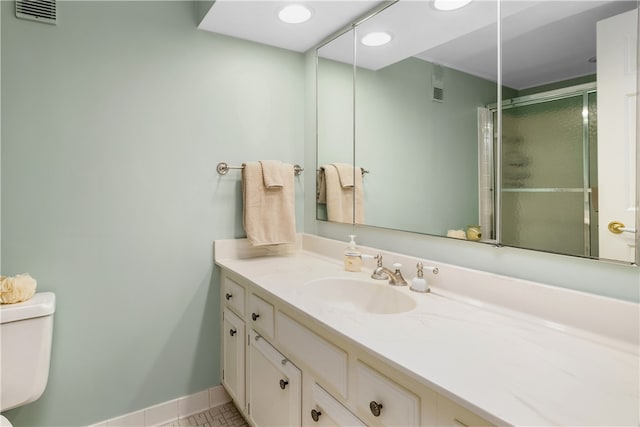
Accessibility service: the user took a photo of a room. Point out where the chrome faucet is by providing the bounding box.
[370,254,388,280]
[370,255,407,286]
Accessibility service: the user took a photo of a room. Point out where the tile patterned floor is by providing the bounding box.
[160,402,249,427]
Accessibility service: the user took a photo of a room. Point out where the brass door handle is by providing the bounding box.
[608,221,637,234]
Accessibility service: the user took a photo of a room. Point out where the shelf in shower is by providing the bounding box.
[501,188,589,193]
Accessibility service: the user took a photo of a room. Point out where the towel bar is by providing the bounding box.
[217,162,304,176]
[317,167,369,176]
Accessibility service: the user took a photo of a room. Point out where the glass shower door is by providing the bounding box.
[499,90,597,257]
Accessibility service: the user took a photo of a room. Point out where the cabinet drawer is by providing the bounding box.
[223,276,245,316]
[248,293,274,339]
[355,361,420,427]
[308,383,366,427]
[276,311,348,398]
[436,395,495,427]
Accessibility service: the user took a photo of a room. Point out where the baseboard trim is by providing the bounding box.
[88,385,231,427]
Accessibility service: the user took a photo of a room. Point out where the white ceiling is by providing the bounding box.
[416,0,638,89]
[199,0,638,90]
[198,1,385,53]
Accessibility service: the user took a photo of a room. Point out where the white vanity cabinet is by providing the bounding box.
[219,270,494,427]
[248,329,302,426]
[215,236,639,427]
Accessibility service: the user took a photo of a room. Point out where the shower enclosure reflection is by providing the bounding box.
[489,84,598,258]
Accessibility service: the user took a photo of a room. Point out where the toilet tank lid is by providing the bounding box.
[0,292,56,324]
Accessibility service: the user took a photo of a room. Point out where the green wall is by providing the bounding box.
[355,58,498,235]
[1,1,303,425]
[317,55,508,233]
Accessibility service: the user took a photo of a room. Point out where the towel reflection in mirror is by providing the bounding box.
[317,163,364,224]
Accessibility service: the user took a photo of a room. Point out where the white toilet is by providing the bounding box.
[0,292,56,426]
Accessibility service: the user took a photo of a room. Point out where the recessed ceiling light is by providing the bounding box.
[433,0,473,11]
[361,32,392,47]
[278,4,312,24]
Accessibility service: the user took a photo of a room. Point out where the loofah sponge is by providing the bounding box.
[0,274,37,304]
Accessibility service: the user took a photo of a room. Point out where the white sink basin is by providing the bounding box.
[299,277,417,314]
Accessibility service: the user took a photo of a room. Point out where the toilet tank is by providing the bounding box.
[0,292,56,412]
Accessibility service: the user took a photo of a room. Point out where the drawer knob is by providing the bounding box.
[369,401,383,417]
[311,409,322,422]
[229,329,237,337]
[251,313,260,321]
[225,293,232,300]
[279,379,289,390]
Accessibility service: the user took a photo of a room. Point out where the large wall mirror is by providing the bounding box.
[316,0,639,265]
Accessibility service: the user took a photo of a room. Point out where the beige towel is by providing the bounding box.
[332,162,354,188]
[243,161,296,246]
[318,164,364,224]
[0,274,37,304]
[260,160,284,189]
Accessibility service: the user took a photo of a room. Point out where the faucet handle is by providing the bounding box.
[421,263,439,275]
[374,253,384,267]
[389,263,408,286]
[370,254,388,280]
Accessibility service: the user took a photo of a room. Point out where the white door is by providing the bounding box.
[248,330,301,427]
[222,308,245,409]
[597,8,638,263]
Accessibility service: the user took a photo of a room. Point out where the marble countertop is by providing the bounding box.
[215,239,639,427]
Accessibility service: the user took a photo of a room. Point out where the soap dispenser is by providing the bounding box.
[343,235,362,272]
[410,262,438,293]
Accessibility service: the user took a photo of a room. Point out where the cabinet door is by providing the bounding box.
[305,382,366,427]
[248,329,301,427]
[222,308,245,409]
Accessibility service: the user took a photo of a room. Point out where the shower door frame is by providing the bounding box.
[488,81,598,257]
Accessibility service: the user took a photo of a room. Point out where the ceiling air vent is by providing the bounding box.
[16,0,57,25]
